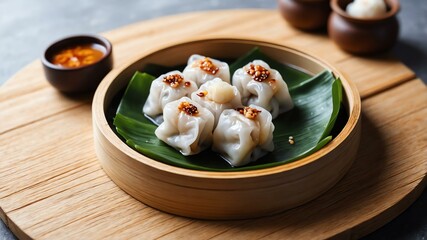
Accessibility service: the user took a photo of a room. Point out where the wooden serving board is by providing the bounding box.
[1,10,426,239]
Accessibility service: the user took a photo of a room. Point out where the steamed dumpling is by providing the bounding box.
[191,78,242,126]
[212,105,274,167]
[232,60,293,119]
[143,71,197,125]
[155,97,214,156]
[183,54,230,87]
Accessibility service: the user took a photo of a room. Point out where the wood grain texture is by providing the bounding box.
[0,10,426,239]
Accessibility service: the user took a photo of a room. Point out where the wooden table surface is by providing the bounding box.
[1,1,427,239]
[1,9,427,239]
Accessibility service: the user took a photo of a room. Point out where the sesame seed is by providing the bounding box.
[178,102,199,116]
[246,64,270,82]
[236,106,261,119]
[199,58,219,75]
[163,74,184,88]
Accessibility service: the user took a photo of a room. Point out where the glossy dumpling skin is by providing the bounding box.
[232,60,293,119]
[191,78,242,126]
[143,71,197,125]
[155,97,214,156]
[183,54,230,87]
[212,105,274,167]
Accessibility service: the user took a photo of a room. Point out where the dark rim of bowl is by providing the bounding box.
[278,0,329,3]
[42,34,112,71]
[331,0,400,23]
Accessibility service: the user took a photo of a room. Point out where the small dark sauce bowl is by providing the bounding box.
[328,0,400,54]
[42,34,113,93]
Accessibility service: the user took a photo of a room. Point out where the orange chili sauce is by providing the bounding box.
[52,44,105,68]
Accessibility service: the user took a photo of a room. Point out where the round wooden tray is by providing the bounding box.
[0,10,426,239]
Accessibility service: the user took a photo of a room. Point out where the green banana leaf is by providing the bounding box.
[112,49,343,171]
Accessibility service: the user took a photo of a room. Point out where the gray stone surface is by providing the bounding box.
[0,0,426,239]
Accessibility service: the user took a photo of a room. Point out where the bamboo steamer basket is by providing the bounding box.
[92,37,361,220]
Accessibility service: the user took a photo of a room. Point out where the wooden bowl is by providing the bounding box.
[328,0,400,54]
[278,0,331,31]
[92,37,361,220]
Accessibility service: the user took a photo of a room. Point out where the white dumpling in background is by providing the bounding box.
[212,105,274,167]
[155,97,214,156]
[183,54,230,87]
[232,60,293,119]
[191,78,242,126]
[346,0,387,18]
[143,71,197,125]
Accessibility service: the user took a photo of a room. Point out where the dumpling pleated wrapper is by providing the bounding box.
[155,97,215,156]
[183,54,230,87]
[143,71,197,125]
[232,60,293,119]
[212,105,274,167]
[191,78,242,127]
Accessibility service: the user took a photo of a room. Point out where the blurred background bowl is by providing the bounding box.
[42,34,113,93]
[328,0,400,54]
[278,0,331,31]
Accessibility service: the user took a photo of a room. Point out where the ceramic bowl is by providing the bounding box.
[42,34,113,93]
[278,0,331,31]
[92,37,361,220]
[328,0,400,54]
